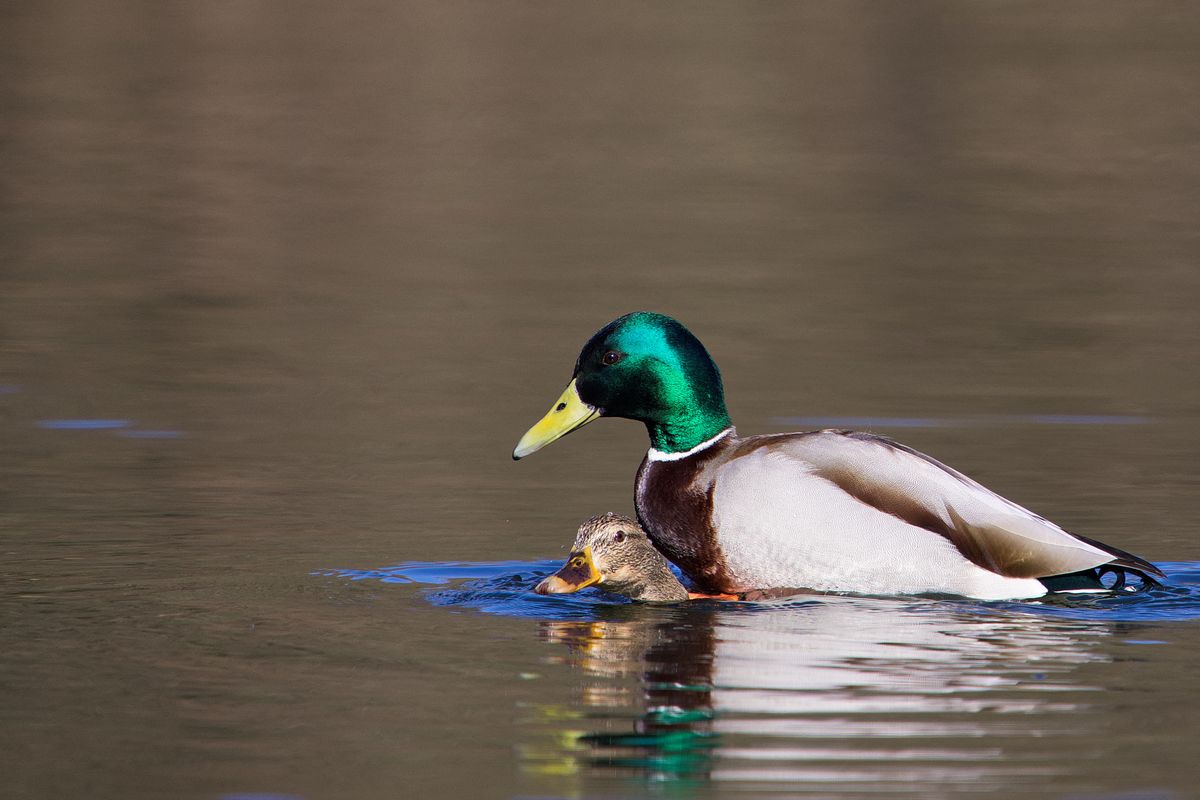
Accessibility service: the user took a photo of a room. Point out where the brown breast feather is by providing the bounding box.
[635,446,735,594]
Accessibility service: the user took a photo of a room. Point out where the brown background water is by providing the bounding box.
[2,3,1199,799]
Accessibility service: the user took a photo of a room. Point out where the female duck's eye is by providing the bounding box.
[614,530,626,543]
[602,350,622,366]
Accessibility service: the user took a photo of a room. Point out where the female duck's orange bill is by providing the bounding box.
[534,547,602,594]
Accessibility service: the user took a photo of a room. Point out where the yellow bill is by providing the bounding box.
[512,379,600,460]
[534,547,602,595]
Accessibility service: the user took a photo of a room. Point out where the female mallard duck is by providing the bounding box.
[535,513,701,602]
[514,312,1163,601]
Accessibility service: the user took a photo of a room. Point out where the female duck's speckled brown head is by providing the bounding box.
[535,513,690,603]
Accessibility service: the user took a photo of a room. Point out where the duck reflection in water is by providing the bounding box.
[526,589,1124,795]
[536,604,724,784]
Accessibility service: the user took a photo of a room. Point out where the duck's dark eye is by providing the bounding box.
[602,350,622,366]
[614,530,626,543]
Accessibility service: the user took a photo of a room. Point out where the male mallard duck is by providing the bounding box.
[513,312,1163,601]
[535,513,692,602]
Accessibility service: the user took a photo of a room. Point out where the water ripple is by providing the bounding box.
[324,560,1200,624]
[36,418,132,430]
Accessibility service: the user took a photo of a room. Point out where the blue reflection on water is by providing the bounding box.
[322,561,1200,623]
[32,418,183,437]
[772,414,1152,429]
[321,560,620,620]
[774,416,949,428]
[36,418,132,429]
[982,563,1200,623]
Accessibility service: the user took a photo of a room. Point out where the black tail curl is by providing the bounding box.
[1039,564,1163,594]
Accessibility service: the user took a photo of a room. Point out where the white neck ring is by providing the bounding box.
[646,428,734,462]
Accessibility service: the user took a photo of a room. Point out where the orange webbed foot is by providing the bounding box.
[687,591,740,601]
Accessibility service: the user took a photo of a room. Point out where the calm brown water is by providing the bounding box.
[3,3,1200,799]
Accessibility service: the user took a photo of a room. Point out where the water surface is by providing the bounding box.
[331,559,1200,798]
[3,2,1200,799]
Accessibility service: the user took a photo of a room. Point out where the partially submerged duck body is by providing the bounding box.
[515,312,1164,601]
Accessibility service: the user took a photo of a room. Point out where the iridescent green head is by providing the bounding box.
[513,312,732,457]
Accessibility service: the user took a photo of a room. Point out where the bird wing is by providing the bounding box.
[733,430,1161,579]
